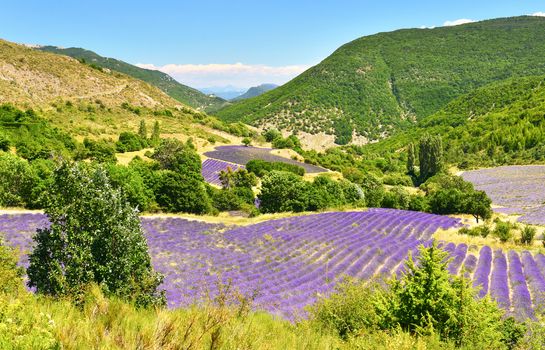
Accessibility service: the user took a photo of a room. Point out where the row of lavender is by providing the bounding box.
[201,158,244,186]
[3,209,545,320]
[438,241,545,320]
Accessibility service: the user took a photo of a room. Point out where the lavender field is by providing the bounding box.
[461,165,545,225]
[201,158,245,186]
[204,145,327,173]
[2,209,544,320]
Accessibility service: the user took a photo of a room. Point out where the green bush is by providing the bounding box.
[494,221,513,243]
[521,226,537,245]
[155,171,213,214]
[116,131,147,152]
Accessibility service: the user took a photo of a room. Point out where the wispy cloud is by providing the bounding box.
[135,62,311,89]
[531,12,545,17]
[443,18,475,26]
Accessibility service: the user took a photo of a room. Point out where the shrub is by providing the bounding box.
[27,162,165,307]
[494,221,513,243]
[116,131,147,152]
[521,226,537,245]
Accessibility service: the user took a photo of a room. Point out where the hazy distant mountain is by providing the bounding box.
[200,86,246,100]
[216,16,545,145]
[37,46,227,111]
[231,84,278,101]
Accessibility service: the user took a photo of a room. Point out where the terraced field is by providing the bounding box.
[204,145,327,174]
[3,209,544,320]
[461,165,545,225]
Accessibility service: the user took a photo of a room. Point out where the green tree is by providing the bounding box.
[155,171,213,214]
[138,119,147,140]
[418,134,443,183]
[380,241,521,347]
[152,139,202,178]
[151,121,161,146]
[406,142,416,176]
[259,171,310,213]
[27,162,164,307]
[464,190,492,223]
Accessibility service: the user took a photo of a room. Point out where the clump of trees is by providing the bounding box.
[259,171,364,213]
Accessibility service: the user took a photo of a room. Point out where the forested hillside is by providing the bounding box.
[217,16,545,145]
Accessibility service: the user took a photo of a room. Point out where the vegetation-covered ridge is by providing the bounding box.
[37,45,228,111]
[357,74,545,170]
[217,16,545,145]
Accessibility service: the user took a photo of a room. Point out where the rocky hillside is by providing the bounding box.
[37,45,227,111]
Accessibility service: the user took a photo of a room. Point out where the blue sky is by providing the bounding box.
[2,1,544,89]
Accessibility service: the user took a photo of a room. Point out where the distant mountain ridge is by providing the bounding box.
[231,84,278,101]
[37,46,227,111]
[216,16,545,145]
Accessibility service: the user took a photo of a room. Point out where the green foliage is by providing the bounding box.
[520,226,537,245]
[138,119,147,140]
[107,164,156,212]
[263,128,282,142]
[152,138,202,177]
[423,174,492,220]
[150,120,161,146]
[381,186,410,210]
[0,153,37,208]
[0,104,76,160]
[493,221,513,243]
[459,225,491,238]
[116,131,147,152]
[241,137,252,146]
[333,118,353,145]
[271,134,301,150]
[79,138,117,163]
[406,142,416,176]
[27,162,165,307]
[246,159,305,177]
[155,170,213,214]
[259,171,310,213]
[0,238,25,296]
[418,134,443,183]
[217,16,545,139]
[312,242,525,348]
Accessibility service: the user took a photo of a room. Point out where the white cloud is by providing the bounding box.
[135,62,311,89]
[531,12,545,17]
[443,18,475,26]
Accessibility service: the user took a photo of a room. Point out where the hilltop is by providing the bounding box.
[216,16,545,146]
[37,45,228,112]
[0,39,238,143]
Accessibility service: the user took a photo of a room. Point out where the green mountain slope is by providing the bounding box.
[37,46,227,111]
[216,16,545,144]
[231,84,278,101]
[357,74,545,170]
